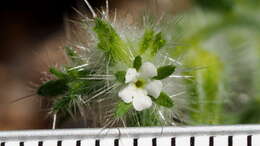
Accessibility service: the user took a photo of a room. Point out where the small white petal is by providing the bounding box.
[132,94,153,111]
[133,87,148,96]
[118,84,136,103]
[140,62,157,78]
[125,68,139,83]
[145,80,163,98]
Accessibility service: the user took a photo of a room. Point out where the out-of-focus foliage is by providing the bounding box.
[170,0,260,124]
[194,0,234,12]
[183,48,223,124]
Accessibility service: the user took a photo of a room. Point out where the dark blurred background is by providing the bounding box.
[0,0,108,130]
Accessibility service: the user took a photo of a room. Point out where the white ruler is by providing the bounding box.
[1,125,260,146]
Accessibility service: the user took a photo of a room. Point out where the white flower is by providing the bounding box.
[118,62,163,111]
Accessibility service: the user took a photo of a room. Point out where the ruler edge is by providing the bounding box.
[0,125,260,141]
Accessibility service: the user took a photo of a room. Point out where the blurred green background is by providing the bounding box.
[0,0,259,129]
[174,0,260,125]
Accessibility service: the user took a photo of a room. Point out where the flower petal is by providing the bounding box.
[125,68,139,83]
[118,84,136,103]
[139,62,157,78]
[133,87,148,96]
[145,80,163,98]
[132,93,153,111]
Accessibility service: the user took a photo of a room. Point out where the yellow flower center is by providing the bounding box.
[135,79,146,88]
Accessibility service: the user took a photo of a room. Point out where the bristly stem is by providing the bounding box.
[8,93,37,104]
[106,0,109,19]
[83,0,97,18]
[52,113,57,129]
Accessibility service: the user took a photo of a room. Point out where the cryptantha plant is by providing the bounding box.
[36,1,183,128]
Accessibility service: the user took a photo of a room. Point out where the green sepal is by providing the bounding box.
[67,80,90,95]
[93,18,131,64]
[151,32,166,55]
[94,18,116,52]
[37,79,68,97]
[133,56,142,70]
[115,71,126,83]
[52,95,73,113]
[115,101,132,117]
[153,92,174,108]
[139,29,166,56]
[153,65,176,80]
[67,68,91,79]
[139,29,155,54]
[49,67,68,79]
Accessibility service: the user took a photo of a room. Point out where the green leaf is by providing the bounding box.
[37,79,68,97]
[133,56,142,70]
[153,65,176,80]
[115,71,126,83]
[151,32,166,55]
[115,102,132,117]
[153,92,174,108]
[49,68,68,79]
[94,18,131,65]
[139,29,155,54]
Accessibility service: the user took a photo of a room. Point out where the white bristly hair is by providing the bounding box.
[83,0,97,18]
